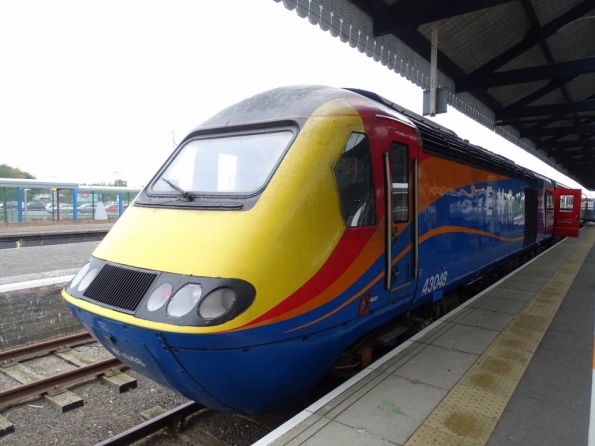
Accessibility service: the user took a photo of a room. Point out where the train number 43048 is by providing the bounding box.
[421,271,448,294]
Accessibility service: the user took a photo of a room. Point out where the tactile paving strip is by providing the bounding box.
[405,226,595,445]
[437,385,508,416]
[407,425,483,446]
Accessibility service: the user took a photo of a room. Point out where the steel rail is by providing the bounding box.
[94,401,204,446]
[0,357,123,407]
[0,332,95,364]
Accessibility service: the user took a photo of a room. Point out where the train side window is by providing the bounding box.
[546,192,554,210]
[334,133,376,227]
[392,142,409,222]
[559,194,574,211]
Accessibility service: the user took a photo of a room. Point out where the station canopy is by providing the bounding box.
[276,0,595,189]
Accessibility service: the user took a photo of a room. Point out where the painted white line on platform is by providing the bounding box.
[251,410,313,446]
[0,275,74,293]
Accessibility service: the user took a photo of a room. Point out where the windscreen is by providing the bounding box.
[152,131,293,195]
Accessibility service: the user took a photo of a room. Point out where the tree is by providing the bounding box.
[0,164,36,179]
[0,164,38,203]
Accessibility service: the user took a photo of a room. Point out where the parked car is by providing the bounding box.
[26,201,46,210]
[104,203,128,213]
[77,203,96,213]
[4,201,22,209]
[46,203,74,212]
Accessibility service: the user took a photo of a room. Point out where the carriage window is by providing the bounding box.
[392,142,409,222]
[559,194,574,211]
[334,133,375,227]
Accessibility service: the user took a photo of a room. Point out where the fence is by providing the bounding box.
[0,180,141,224]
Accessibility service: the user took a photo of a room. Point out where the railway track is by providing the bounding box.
[0,332,95,364]
[93,401,283,446]
[0,332,126,408]
[94,401,204,446]
[0,356,125,408]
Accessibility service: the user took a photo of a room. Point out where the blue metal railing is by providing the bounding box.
[0,179,141,224]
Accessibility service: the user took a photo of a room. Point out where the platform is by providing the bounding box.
[255,224,595,446]
[0,221,112,251]
[0,221,114,238]
[0,222,107,284]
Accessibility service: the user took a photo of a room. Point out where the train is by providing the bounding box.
[581,196,595,222]
[61,85,582,415]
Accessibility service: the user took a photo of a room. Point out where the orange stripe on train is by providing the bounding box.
[287,225,524,332]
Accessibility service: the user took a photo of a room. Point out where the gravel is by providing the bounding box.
[24,354,78,377]
[0,367,190,446]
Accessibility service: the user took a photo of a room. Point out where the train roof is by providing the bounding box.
[348,88,538,186]
[195,85,362,131]
[192,85,540,186]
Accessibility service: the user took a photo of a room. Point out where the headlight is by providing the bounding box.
[78,268,98,292]
[146,283,173,312]
[167,284,202,317]
[70,262,90,289]
[198,287,237,320]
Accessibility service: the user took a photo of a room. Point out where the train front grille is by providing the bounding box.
[83,264,157,313]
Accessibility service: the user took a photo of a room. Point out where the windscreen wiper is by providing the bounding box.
[160,177,194,202]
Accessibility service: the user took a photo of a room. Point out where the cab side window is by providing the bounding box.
[334,133,376,227]
[392,142,409,222]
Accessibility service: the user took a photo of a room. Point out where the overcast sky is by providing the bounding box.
[0,0,588,193]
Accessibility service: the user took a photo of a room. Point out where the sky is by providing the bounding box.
[0,0,589,194]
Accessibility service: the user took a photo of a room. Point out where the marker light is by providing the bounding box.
[167,284,202,317]
[78,268,98,293]
[146,283,173,312]
[358,296,370,316]
[198,287,237,320]
[70,262,90,289]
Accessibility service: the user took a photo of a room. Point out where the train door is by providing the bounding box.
[554,188,581,237]
[545,189,554,229]
[383,130,418,301]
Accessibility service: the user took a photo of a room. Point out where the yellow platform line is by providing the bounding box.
[406,227,595,446]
